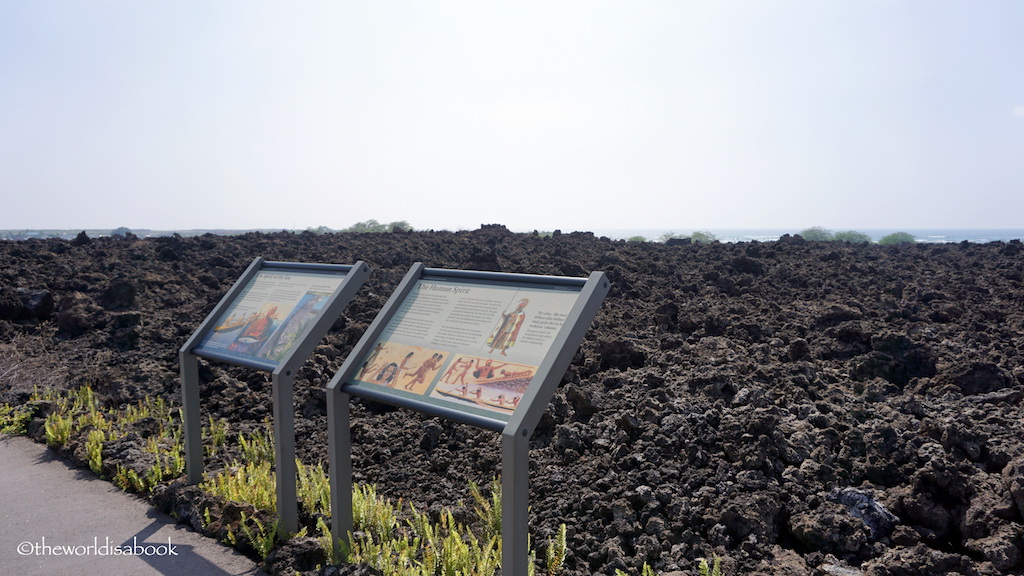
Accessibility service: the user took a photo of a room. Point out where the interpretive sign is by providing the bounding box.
[327,263,609,576]
[180,257,370,535]
[193,266,352,371]
[345,276,584,426]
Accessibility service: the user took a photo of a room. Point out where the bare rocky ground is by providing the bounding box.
[2,226,1024,575]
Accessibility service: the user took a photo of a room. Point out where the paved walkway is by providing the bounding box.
[0,435,267,576]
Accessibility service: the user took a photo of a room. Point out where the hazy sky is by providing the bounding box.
[3,2,1023,233]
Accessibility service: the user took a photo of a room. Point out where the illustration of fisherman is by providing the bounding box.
[487,298,529,356]
[229,306,278,354]
[473,359,509,380]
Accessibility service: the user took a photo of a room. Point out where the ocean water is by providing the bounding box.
[585,228,1024,244]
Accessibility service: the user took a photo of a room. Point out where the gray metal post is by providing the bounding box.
[273,370,299,535]
[180,352,204,485]
[327,388,353,560]
[502,428,530,576]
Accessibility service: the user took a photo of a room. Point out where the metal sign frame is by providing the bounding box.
[179,257,370,534]
[326,263,609,575]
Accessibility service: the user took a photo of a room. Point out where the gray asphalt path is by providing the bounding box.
[0,435,268,576]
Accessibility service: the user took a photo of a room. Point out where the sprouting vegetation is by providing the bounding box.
[3,385,729,575]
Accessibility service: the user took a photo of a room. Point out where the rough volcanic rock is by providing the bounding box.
[2,229,1024,575]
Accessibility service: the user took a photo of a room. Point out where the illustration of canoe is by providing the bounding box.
[435,387,518,412]
[213,318,247,332]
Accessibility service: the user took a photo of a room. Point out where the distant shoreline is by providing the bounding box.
[3,226,1023,244]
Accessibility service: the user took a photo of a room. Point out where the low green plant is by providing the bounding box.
[699,555,723,576]
[86,428,106,475]
[544,523,567,576]
[203,460,277,513]
[297,459,331,517]
[205,415,229,456]
[113,465,148,493]
[238,424,275,465]
[0,403,33,435]
[44,411,73,447]
[615,564,656,576]
[469,478,502,541]
[239,511,278,560]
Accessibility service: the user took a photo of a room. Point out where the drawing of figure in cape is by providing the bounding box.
[487,298,528,356]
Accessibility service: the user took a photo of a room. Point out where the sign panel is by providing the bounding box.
[326,264,609,575]
[344,276,583,423]
[194,267,349,370]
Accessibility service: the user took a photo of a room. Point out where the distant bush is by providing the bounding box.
[659,231,717,244]
[878,232,916,245]
[627,235,648,242]
[833,230,872,243]
[336,220,413,233]
[799,226,834,241]
[690,231,719,244]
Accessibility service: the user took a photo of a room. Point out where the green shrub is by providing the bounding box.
[833,230,872,243]
[879,231,916,245]
[689,231,719,244]
[340,219,413,233]
[799,226,834,241]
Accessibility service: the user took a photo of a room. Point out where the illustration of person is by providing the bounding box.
[487,298,529,356]
[395,352,415,382]
[376,362,399,387]
[453,358,475,385]
[473,359,509,380]
[442,357,474,384]
[359,343,386,379]
[404,353,443,391]
[442,357,467,382]
[229,306,278,354]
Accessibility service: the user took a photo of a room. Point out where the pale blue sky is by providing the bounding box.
[2,1,1022,232]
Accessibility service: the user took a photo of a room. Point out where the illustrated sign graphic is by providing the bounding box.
[194,269,346,368]
[347,279,579,422]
